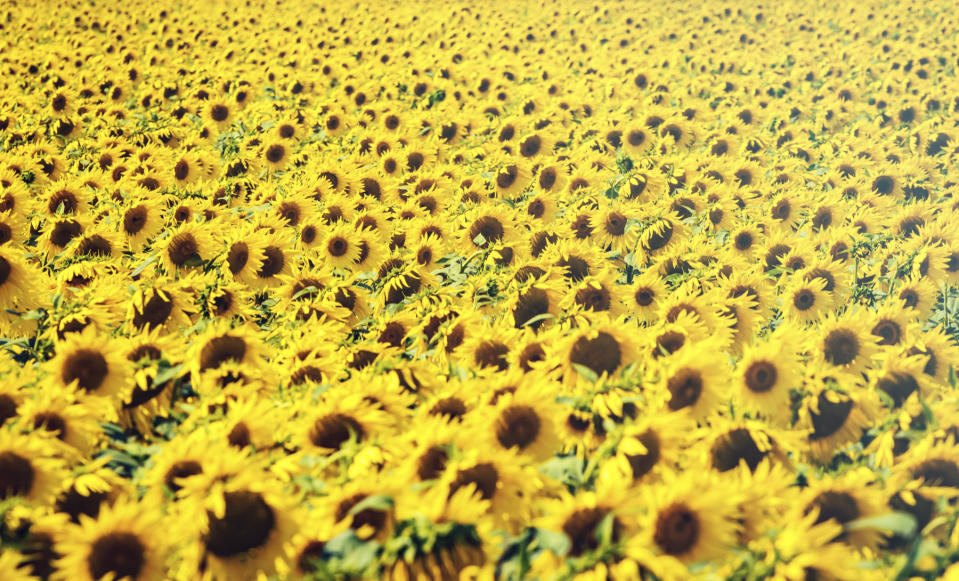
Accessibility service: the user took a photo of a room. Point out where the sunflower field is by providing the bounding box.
[4,0,959,579]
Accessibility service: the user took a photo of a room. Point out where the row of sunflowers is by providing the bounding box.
[3,0,959,579]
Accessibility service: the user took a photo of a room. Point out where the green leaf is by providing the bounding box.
[521,312,554,328]
[534,528,571,556]
[152,363,183,387]
[131,252,158,277]
[844,511,917,538]
[571,363,598,383]
[348,494,394,516]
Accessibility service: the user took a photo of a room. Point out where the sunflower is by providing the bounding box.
[187,324,266,392]
[535,478,638,562]
[639,216,685,258]
[654,341,728,420]
[813,311,881,376]
[562,271,629,319]
[892,274,937,320]
[793,468,889,549]
[298,387,393,455]
[628,270,667,323]
[560,318,638,383]
[634,472,738,567]
[608,412,690,484]
[781,276,830,324]
[53,499,167,581]
[0,428,69,506]
[178,468,298,581]
[462,205,516,251]
[491,159,532,199]
[118,196,164,250]
[221,228,267,284]
[799,384,878,463]
[127,281,191,332]
[434,446,541,534]
[475,380,563,461]
[249,231,293,287]
[160,222,215,274]
[735,334,802,424]
[0,247,39,306]
[904,324,959,388]
[204,99,234,128]
[48,325,133,410]
[16,389,101,456]
[319,222,363,269]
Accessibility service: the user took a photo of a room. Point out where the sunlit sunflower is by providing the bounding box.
[634,472,738,567]
[560,318,638,383]
[178,467,298,581]
[0,429,68,505]
[792,468,889,549]
[799,383,878,463]
[735,333,802,424]
[654,341,728,420]
[812,312,881,376]
[53,499,167,581]
[160,222,215,273]
[48,326,133,410]
[319,222,363,269]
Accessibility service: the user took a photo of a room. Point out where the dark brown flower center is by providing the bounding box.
[876,372,919,407]
[62,349,109,392]
[210,104,230,122]
[806,491,859,528]
[823,329,860,366]
[33,412,67,440]
[0,256,10,287]
[132,292,173,329]
[654,504,700,555]
[871,319,901,346]
[328,237,348,257]
[309,413,365,450]
[744,360,777,393]
[124,205,149,235]
[199,335,247,371]
[474,341,509,371]
[539,168,557,190]
[644,221,674,252]
[48,189,78,215]
[167,232,199,267]
[912,459,959,488]
[88,532,146,581]
[0,451,34,499]
[227,242,249,274]
[204,490,276,557]
[469,216,505,247]
[164,460,203,492]
[297,540,326,573]
[265,144,286,164]
[495,405,541,450]
[335,493,390,534]
[56,485,107,523]
[257,246,284,277]
[449,463,498,501]
[625,429,661,480]
[416,446,449,481]
[666,368,703,411]
[710,429,767,472]
[563,507,621,556]
[496,165,519,189]
[569,332,622,377]
[50,219,83,247]
[809,393,854,441]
